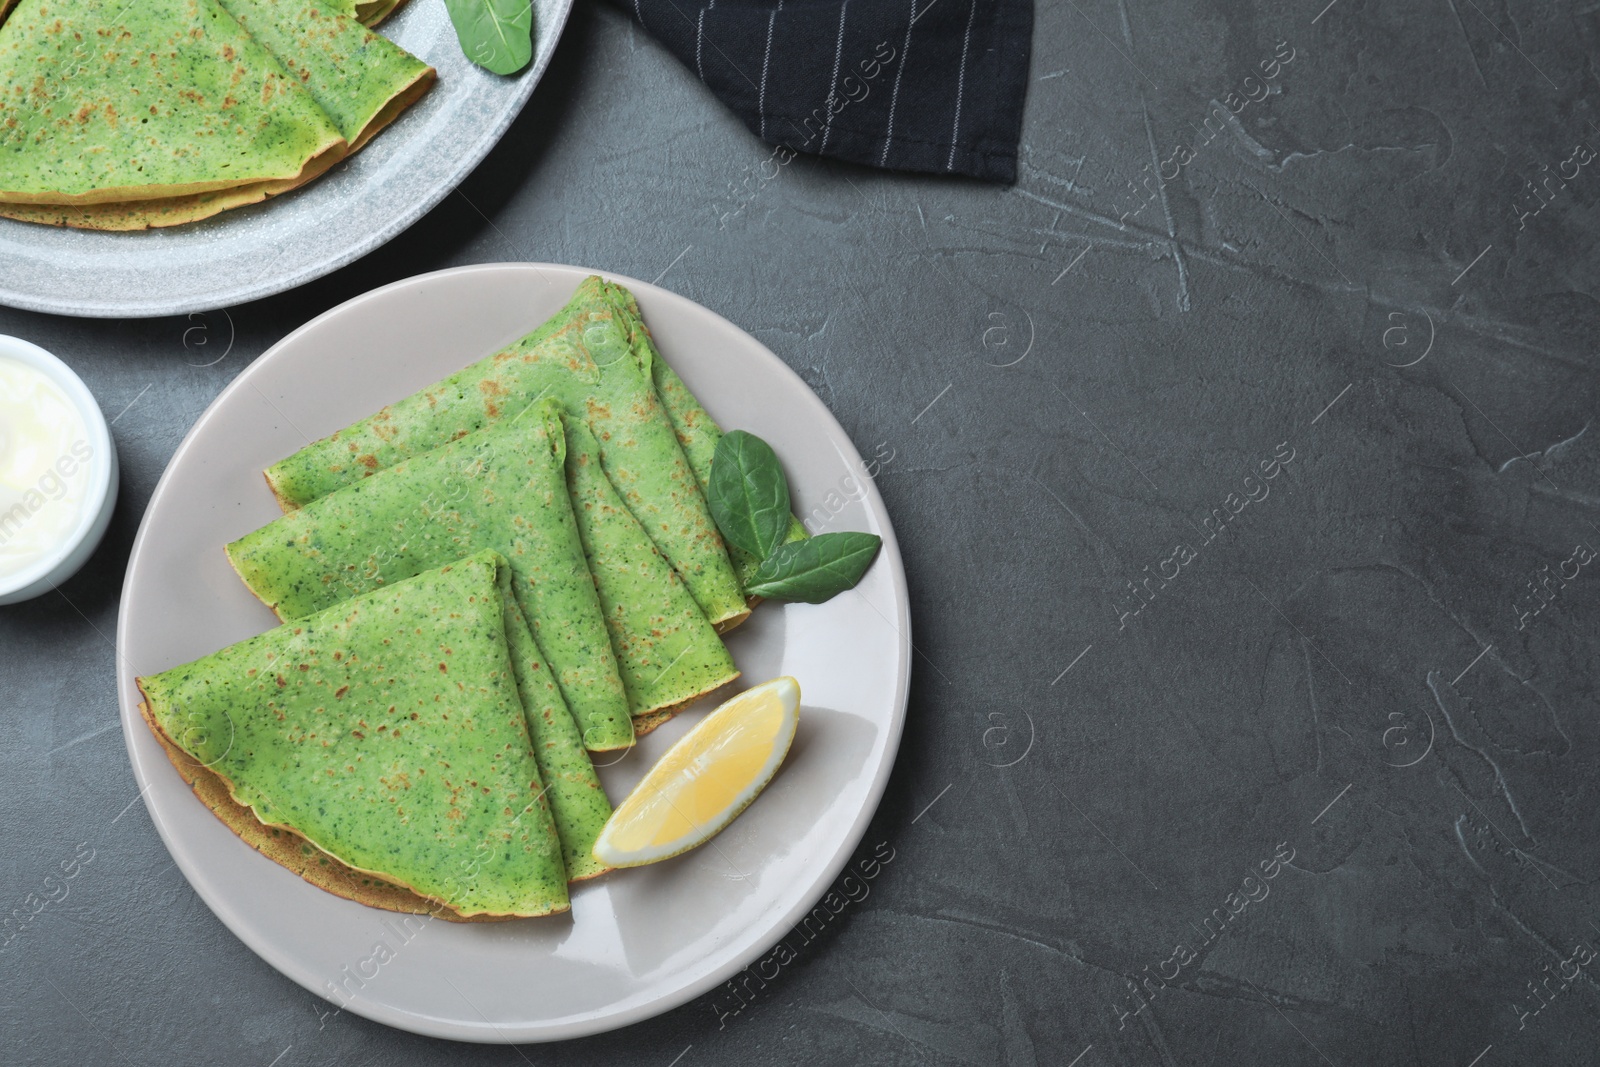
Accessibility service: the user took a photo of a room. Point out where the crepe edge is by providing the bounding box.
[222,537,291,624]
[712,606,752,634]
[0,129,349,207]
[348,63,436,152]
[0,139,349,230]
[262,468,303,514]
[631,673,741,737]
[357,0,411,27]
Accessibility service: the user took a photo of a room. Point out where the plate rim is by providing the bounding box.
[0,1,575,320]
[113,262,913,1042]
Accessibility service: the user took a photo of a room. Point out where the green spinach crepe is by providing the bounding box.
[138,553,569,919]
[228,400,637,752]
[602,281,811,592]
[262,277,750,631]
[143,708,515,920]
[0,0,346,205]
[0,0,432,230]
[562,413,739,725]
[491,558,612,880]
[216,0,433,153]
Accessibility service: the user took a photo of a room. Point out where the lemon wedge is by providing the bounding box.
[593,677,800,868]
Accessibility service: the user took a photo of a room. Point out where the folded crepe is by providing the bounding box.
[228,400,638,752]
[262,277,750,631]
[142,691,514,921]
[0,0,433,230]
[138,552,569,919]
[562,413,740,727]
[603,281,811,592]
[177,552,613,889]
[217,0,434,153]
[0,0,345,206]
[491,556,612,880]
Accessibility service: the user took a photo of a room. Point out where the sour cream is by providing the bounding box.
[0,355,94,579]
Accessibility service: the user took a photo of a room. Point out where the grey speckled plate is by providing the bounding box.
[0,0,572,320]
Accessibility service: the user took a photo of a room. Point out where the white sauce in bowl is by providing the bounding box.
[0,355,94,579]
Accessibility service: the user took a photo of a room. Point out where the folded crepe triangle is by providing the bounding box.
[0,0,346,206]
[0,0,434,230]
[139,552,574,918]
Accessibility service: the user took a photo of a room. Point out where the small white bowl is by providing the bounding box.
[0,335,119,605]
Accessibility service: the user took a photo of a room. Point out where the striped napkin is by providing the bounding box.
[616,0,1033,182]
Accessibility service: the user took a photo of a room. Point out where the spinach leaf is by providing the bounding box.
[708,430,791,560]
[744,532,882,603]
[443,0,534,76]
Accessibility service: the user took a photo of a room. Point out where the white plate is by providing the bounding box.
[0,1,572,319]
[114,263,911,1042]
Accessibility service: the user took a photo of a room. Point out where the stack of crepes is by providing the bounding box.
[0,0,432,229]
[138,277,808,919]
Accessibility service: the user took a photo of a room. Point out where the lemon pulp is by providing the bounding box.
[594,677,800,866]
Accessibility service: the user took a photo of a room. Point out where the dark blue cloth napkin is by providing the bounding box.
[616,0,1033,182]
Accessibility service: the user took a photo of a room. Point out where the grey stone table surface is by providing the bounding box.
[4,0,1600,1063]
